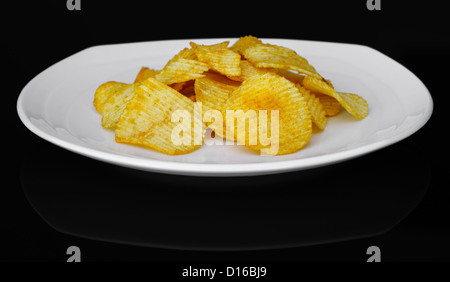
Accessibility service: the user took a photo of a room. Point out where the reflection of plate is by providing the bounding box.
[17,38,433,176]
[21,142,430,251]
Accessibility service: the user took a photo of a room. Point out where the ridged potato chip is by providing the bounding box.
[165,47,197,66]
[230,35,262,56]
[134,67,159,83]
[243,43,322,79]
[224,73,312,155]
[314,93,341,117]
[115,77,204,155]
[336,92,369,118]
[296,85,327,130]
[194,73,239,138]
[191,42,241,77]
[201,71,242,87]
[275,69,305,84]
[227,60,274,81]
[101,83,141,129]
[93,81,128,114]
[302,76,368,119]
[195,73,239,113]
[190,41,230,51]
[155,58,210,85]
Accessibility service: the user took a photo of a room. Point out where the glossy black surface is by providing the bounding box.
[21,142,429,251]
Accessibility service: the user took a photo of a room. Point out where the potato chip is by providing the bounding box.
[324,79,334,89]
[195,74,238,113]
[201,71,242,87]
[336,92,369,118]
[302,76,368,119]
[194,73,239,138]
[224,73,312,155]
[93,81,128,114]
[134,67,159,83]
[304,76,340,116]
[230,35,262,56]
[243,43,322,79]
[275,69,305,84]
[296,85,327,130]
[190,41,230,50]
[101,83,141,129]
[191,42,241,77]
[165,47,197,66]
[155,58,210,85]
[115,77,204,155]
[227,60,274,81]
[314,93,341,117]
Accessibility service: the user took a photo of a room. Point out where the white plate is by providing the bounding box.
[17,38,433,176]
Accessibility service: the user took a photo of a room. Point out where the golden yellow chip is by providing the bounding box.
[93,81,128,114]
[195,74,238,113]
[274,69,305,84]
[230,35,262,56]
[190,41,230,50]
[302,76,368,119]
[194,73,239,138]
[224,73,312,155]
[115,77,204,155]
[336,92,369,118]
[201,71,242,87]
[314,93,341,117]
[227,60,274,81]
[324,79,334,88]
[306,76,340,116]
[155,58,210,85]
[134,67,159,83]
[101,83,141,129]
[191,42,241,77]
[296,85,327,130]
[243,43,322,79]
[165,47,197,66]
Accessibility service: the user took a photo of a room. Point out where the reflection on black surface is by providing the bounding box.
[21,142,429,251]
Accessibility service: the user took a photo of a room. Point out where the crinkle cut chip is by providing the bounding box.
[115,77,205,155]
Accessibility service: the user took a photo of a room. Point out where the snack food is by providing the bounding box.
[115,77,204,155]
[93,36,369,156]
[243,43,322,79]
[224,73,312,156]
[302,76,368,119]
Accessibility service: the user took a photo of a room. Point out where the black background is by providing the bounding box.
[2,0,449,268]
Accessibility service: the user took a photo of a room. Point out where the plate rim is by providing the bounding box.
[16,38,434,176]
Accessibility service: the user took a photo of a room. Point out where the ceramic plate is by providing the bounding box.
[17,38,433,176]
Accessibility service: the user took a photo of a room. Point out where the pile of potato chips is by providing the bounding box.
[93,36,368,156]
